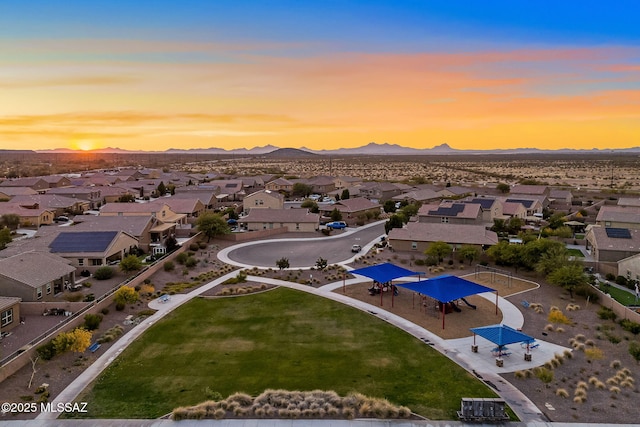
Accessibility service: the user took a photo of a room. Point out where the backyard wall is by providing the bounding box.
[0,234,198,383]
[217,227,288,242]
[592,286,640,324]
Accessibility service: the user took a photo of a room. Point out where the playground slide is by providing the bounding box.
[460,297,477,310]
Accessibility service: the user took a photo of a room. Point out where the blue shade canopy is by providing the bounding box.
[470,324,534,346]
[396,275,496,303]
[50,231,118,253]
[350,263,421,283]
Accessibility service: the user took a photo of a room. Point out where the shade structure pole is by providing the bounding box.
[342,273,345,293]
[442,301,446,329]
[380,283,383,306]
[391,281,394,307]
[495,291,498,315]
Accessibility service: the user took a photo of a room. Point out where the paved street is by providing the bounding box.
[221,221,386,268]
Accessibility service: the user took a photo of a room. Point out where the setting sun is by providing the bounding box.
[73,139,95,151]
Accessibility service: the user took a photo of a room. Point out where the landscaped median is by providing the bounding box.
[66,287,505,420]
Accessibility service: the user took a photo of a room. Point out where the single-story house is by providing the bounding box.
[319,197,381,220]
[595,206,640,230]
[240,209,320,232]
[0,252,76,301]
[265,177,294,194]
[585,226,640,263]
[71,215,160,253]
[417,202,483,225]
[388,222,499,253]
[0,203,55,227]
[243,189,284,211]
[49,230,139,268]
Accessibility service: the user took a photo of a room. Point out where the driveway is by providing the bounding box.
[220,221,386,268]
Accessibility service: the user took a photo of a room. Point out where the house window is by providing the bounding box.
[441,217,449,223]
[605,221,611,226]
[411,242,418,250]
[1,308,12,327]
[92,259,103,266]
[162,210,166,217]
[263,223,267,230]
[46,283,51,294]
[78,259,84,266]
[295,223,300,230]
[37,287,42,299]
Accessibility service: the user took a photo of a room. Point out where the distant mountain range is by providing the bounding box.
[31,142,640,156]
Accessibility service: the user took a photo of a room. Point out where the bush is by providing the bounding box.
[619,319,640,335]
[36,341,57,361]
[597,306,617,321]
[101,308,110,315]
[189,242,200,251]
[176,252,188,265]
[164,261,175,272]
[629,341,640,362]
[94,266,114,280]
[115,302,125,311]
[185,257,198,268]
[83,313,103,331]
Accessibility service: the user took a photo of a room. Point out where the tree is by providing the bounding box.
[330,208,342,221]
[383,200,397,213]
[341,189,350,200]
[165,235,179,252]
[547,263,586,299]
[458,245,480,265]
[315,257,328,270]
[0,227,12,250]
[496,183,510,194]
[400,203,420,219]
[114,286,139,306]
[535,245,569,276]
[276,257,290,270]
[424,241,452,264]
[118,194,135,202]
[301,199,319,213]
[196,212,230,242]
[1,213,21,231]
[157,181,167,196]
[119,254,142,272]
[292,183,313,198]
[547,212,567,229]
[384,214,404,234]
[506,217,524,235]
[53,328,92,354]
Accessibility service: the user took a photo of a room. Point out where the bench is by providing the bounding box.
[159,294,170,303]
[521,300,530,308]
[88,342,101,353]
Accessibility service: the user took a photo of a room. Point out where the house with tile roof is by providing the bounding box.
[595,206,640,230]
[240,209,320,232]
[617,197,640,208]
[10,194,90,216]
[172,187,220,210]
[71,215,158,252]
[0,187,38,199]
[0,252,76,301]
[500,201,528,220]
[162,197,206,219]
[99,201,187,225]
[462,197,504,224]
[388,222,499,253]
[357,182,402,202]
[40,175,72,188]
[0,177,50,191]
[392,189,441,205]
[46,187,103,209]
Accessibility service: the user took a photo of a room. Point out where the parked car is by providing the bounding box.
[351,244,362,253]
[54,216,69,222]
[326,221,347,229]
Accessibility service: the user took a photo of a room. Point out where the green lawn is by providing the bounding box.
[567,248,584,258]
[599,283,638,306]
[73,288,498,419]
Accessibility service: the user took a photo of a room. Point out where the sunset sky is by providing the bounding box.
[1,1,639,152]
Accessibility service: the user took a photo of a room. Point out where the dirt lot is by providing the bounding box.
[1,239,638,423]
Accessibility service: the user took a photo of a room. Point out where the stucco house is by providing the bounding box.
[0,252,76,301]
[319,197,381,221]
[243,189,285,211]
[388,222,499,253]
[0,202,55,227]
[265,177,294,194]
[240,209,320,232]
[595,206,640,230]
[585,226,640,264]
[49,230,139,268]
[417,202,483,225]
[0,296,21,333]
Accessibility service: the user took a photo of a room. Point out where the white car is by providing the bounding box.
[351,244,362,253]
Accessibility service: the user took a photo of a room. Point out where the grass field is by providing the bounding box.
[599,283,638,306]
[567,248,584,258]
[73,288,498,419]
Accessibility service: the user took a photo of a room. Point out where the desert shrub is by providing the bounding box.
[36,341,57,361]
[619,319,640,335]
[597,306,617,321]
[610,359,622,369]
[94,266,114,280]
[629,341,640,362]
[609,386,621,394]
[83,313,103,331]
[101,308,109,315]
[115,302,125,311]
[555,388,569,398]
[189,242,200,251]
[534,367,554,383]
[185,257,198,268]
[175,252,188,265]
[198,241,207,249]
[585,346,605,361]
[164,261,175,271]
[83,282,92,288]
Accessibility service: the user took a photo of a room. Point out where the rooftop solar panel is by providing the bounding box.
[50,231,119,253]
[605,228,632,239]
[428,204,465,216]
